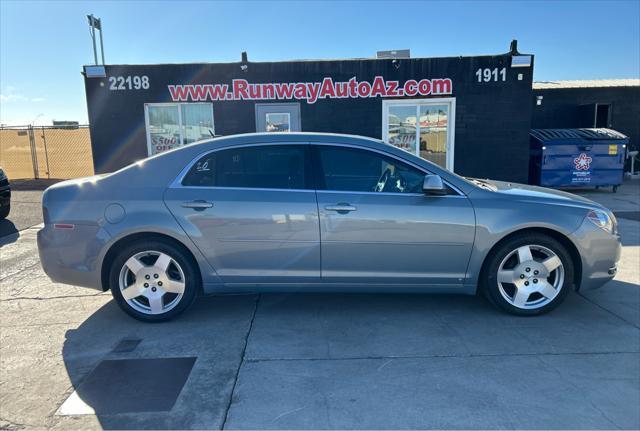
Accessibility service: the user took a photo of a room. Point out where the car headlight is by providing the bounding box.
[587,209,616,234]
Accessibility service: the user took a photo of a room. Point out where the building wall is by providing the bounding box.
[532,86,640,150]
[84,54,534,182]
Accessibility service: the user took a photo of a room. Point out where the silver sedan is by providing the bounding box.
[37,133,621,321]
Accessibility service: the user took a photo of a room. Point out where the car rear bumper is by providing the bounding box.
[37,223,111,290]
[572,218,622,291]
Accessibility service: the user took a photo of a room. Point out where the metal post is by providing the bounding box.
[41,127,51,179]
[99,21,105,65]
[27,126,39,179]
[90,14,97,65]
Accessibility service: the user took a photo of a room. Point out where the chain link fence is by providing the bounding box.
[0,125,95,179]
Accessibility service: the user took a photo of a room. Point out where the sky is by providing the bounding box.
[1,0,639,126]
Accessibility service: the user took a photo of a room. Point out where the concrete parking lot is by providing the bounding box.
[0,181,639,429]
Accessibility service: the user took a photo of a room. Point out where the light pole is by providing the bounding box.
[87,15,105,65]
[30,113,44,126]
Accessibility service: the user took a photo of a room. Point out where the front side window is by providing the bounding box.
[316,146,425,194]
[182,145,309,190]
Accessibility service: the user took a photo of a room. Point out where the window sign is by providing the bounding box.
[145,103,214,156]
[265,113,291,132]
[386,106,417,154]
[147,105,181,155]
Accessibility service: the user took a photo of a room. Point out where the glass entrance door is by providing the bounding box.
[382,98,456,171]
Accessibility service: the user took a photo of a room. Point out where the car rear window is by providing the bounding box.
[182,145,311,190]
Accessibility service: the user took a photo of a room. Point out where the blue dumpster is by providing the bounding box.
[529,128,628,192]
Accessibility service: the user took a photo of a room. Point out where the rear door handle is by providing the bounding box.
[181,200,213,210]
[325,204,357,213]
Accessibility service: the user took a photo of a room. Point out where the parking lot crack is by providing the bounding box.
[0,416,37,430]
[271,406,307,423]
[0,262,42,283]
[536,355,622,430]
[221,293,260,430]
[0,292,105,302]
[577,292,640,330]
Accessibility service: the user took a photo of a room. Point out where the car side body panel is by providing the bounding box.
[316,190,476,286]
[164,186,321,284]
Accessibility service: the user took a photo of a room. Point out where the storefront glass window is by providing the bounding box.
[146,103,214,155]
[383,99,454,171]
[181,104,214,145]
[386,106,417,154]
[147,105,181,155]
[418,104,448,168]
[265,113,291,132]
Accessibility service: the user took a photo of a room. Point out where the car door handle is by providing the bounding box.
[181,200,213,210]
[325,204,357,213]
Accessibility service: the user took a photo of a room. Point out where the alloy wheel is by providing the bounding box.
[118,250,186,315]
[496,244,565,310]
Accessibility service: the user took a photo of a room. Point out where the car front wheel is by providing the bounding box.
[482,233,574,316]
[109,239,199,322]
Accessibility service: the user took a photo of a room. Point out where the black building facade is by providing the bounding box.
[532,81,640,151]
[84,48,535,182]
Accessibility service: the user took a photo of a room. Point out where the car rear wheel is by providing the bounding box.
[482,233,574,315]
[109,240,199,322]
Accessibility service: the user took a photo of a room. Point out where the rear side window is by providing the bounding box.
[182,145,310,190]
[315,145,426,193]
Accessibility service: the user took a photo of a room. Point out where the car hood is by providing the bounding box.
[477,179,604,209]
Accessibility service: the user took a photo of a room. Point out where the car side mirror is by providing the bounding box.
[422,174,447,195]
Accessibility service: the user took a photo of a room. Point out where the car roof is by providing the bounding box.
[199,132,384,147]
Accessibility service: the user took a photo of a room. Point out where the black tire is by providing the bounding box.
[0,204,9,219]
[109,239,199,322]
[481,233,574,316]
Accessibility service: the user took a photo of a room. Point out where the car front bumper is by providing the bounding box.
[571,217,622,291]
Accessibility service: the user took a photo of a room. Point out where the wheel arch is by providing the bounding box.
[479,227,583,291]
[100,231,203,293]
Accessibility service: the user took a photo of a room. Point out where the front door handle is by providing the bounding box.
[181,200,214,210]
[325,204,357,213]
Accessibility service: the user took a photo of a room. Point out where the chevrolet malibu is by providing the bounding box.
[37,133,621,321]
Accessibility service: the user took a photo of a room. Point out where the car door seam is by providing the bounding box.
[161,186,220,277]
